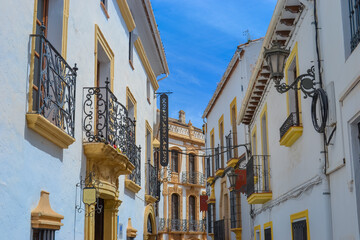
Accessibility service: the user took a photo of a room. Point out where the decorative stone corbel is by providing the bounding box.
[31,191,64,230]
[126,218,137,238]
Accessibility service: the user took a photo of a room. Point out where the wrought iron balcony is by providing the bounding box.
[158,218,167,232]
[29,33,77,139]
[215,146,220,171]
[181,171,205,185]
[214,219,229,240]
[280,112,300,139]
[188,219,206,232]
[128,145,141,186]
[168,219,187,232]
[146,159,158,199]
[349,0,360,51]
[82,84,139,163]
[246,155,272,204]
[226,131,233,161]
[230,191,242,229]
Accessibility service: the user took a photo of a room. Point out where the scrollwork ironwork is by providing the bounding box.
[30,32,77,137]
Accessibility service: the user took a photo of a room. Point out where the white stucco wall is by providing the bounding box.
[0,0,160,239]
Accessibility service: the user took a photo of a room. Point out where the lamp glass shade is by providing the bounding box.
[227,169,238,189]
[264,43,290,81]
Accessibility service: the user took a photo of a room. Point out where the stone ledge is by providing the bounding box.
[125,179,141,193]
[26,113,75,149]
[145,194,157,204]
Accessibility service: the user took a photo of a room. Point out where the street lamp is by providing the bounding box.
[227,169,238,191]
[263,42,317,99]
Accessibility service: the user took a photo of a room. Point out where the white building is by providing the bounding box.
[202,39,263,240]
[0,0,168,239]
[156,110,207,240]
[237,0,360,239]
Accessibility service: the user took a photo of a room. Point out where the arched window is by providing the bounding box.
[189,154,196,184]
[189,196,196,231]
[171,150,179,173]
[147,215,152,233]
[171,194,179,220]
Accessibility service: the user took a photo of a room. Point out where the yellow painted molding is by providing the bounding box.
[127,218,138,238]
[279,126,303,147]
[61,0,70,59]
[215,168,224,177]
[226,158,238,168]
[264,221,273,240]
[207,185,216,203]
[231,228,242,240]
[116,0,136,31]
[218,114,224,139]
[290,209,310,240]
[126,87,137,120]
[143,205,157,239]
[31,191,64,230]
[247,192,272,204]
[26,114,75,149]
[145,120,153,164]
[134,38,159,90]
[125,179,141,193]
[251,125,257,155]
[83,142,134,176]
[145,194,158,204]
[230,97,237,125]
[254,225,261,240]
[95,24,114,91]
[285,42,302,122]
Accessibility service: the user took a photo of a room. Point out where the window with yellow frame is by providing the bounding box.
[264,221,273,240]
[254,224,261,240]
[290,210,310,240]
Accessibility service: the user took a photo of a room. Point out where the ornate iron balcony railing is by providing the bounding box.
[30,34,77,137]
[82,84,138,162]
[214,219,225,240]
[128,145,141,186]
[181,171,205,185]
[168,219,187,232]
[188,219,206,232]
[279,112,300,139]
[158,218,167,232]
[146,159,158,198]
[246,155,271,197]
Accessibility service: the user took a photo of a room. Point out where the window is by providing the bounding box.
[129,31,134,69]
[290,210,310,240]
[264,222,273,240]
[147,215,153,233]
[146,127,151,163]
[230,98,238,158]
[126,87,137,141]
[171,150,179,173]
[254,225,261,240]
[210,129,215,175]
[33,229,55,240]
[171,194,179,220]
[251,126,257,155]
[189,196,196,231]
[230,191,241,229]
[206,157,211,178]
[218,115,224,168]
[348,0,360,51]
[100,0,109,18]
[207,203,214,233]
[260,105,270,191]
[147,78,151,104]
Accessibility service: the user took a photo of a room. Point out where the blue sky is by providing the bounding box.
[153,0,277,128]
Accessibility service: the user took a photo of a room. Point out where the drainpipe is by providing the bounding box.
[313,0,333,239]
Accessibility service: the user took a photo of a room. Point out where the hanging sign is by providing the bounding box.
[200,195,208,212]
[235,169,247,193]
[83,187,96,205]
[160,93,169,166]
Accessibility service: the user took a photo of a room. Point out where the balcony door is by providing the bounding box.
[189,196,196,231]
[171,194,180,231]
[189,154,195,184]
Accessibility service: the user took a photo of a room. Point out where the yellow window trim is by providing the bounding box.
[218,114,224,140]
[251,125,257,156]
[95,24,114,91]
[230,97,237,126]
[116,0,136,32]
[126,86,137,120]
[290,209,310,240]
[260,104,270,190]
[28,0,70,112]
[145,120,153,165]
[264,221,273,240]
[284,42,302,123]
[134,38,159,91]
[254,224,261,240]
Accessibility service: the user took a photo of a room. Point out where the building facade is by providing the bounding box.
[202,39,263,240]
[157,110,207,240]
[0,0,168,239]
[237,0,360,239]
